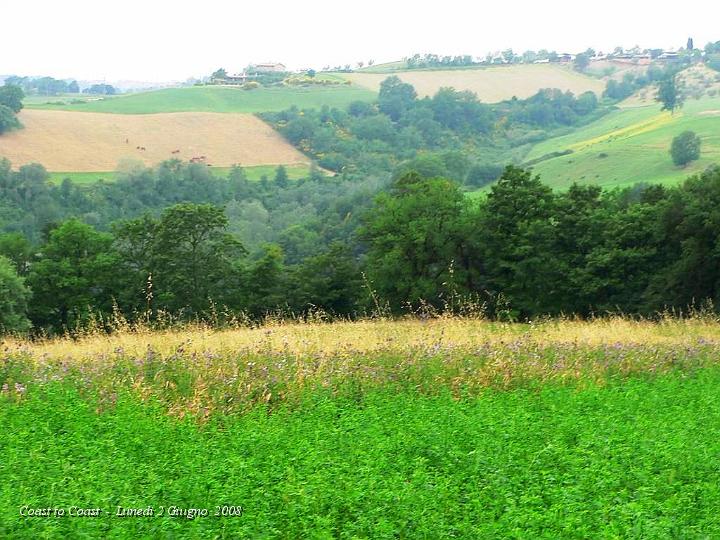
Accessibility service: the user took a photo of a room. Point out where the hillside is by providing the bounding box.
[0,110,309,172]
[341,64,605,102]
[524,96,720,189]
[24,84,376,114]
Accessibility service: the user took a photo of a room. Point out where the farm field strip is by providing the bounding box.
[24,85,377,114]
[47,164,314,185]
[342,64,605,101]
[0,109,309,172]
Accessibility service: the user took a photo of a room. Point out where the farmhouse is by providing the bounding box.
[212,72,251,85]
[556,53,575,63]
[252,63,287,73]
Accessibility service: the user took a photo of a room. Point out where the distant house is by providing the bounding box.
[212,72,250,85]
[555,53,575,63]
[658,51,680,61]
[252,63,287,73]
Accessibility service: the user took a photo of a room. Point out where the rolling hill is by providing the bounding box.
[524,96,720,189]
[341,64,605,102]
[24,84,376,114]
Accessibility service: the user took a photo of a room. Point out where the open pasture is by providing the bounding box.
[524,96,720,188]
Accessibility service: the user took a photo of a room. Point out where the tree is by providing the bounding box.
[273,165,289,188]
[0,105,21,134]
[574,53,590,72]
[361,172,467,309]
[656,76,684,114]
[151,203,245,313]
[0,233,33,275]
[670,131,701,166]
[687,37,694,51]
[378,76,417,121]
[27,219,120,330]
[0,255,30,333]
[68,80,80,93]
[0,84,24,113]
[211,68,227,81]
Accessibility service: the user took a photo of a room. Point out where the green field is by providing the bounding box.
[3,318,720,537]
[525,97,720,189]
[25,85,376,114]
[48,164,314,185]
[4,371,720,538]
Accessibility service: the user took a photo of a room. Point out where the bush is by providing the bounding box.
[466,163,504,187]
[670,131,702,167]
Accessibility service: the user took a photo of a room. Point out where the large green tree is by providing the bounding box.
[0,84,24,113]
[378,76,417,121]
[0,105,20,135]
[28,219,120,330]
[361,172,467,309]
[670,131,701,166]
[145,204,245,314]
[656,76,684,114]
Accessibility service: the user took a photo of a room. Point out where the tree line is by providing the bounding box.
[3,164,720,333]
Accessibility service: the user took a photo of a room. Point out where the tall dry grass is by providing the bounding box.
[3,314,720,419]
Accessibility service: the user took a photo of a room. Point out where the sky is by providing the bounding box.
[2,0,719,83]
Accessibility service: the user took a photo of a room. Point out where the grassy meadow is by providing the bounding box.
[24,85,377,115]
[3,317,720,537]
[48,164,314,185]
[525,96,720,189]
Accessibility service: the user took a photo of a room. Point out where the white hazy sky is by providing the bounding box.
[2,0,718,82]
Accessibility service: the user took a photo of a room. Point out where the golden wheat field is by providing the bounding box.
[343,64,605,101]
[0,109,309,172]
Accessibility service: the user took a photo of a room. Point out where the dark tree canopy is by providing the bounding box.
[670,131,701,166]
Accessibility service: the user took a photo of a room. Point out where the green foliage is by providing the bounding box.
[670,131,701,166]
[656,75,684,113]
[0,255,30,333]
[0,84,24,113]
[361,173,466,307]
[115,204,246,315]
[378,75,417,121]
[0,104,21,134]
[574,52,590,71]
[27,219,119,330]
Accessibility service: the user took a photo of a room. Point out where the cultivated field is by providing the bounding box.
[0,110,309,172]
[3,317,720,536]
[524,96,720,189]
[341,64,605,101]
[25,85,376,114]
